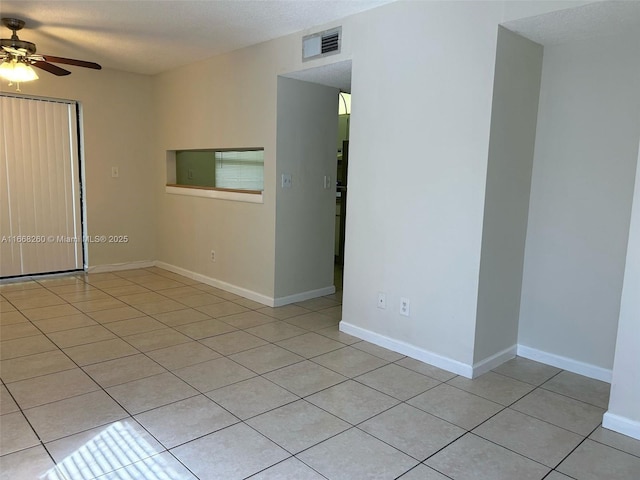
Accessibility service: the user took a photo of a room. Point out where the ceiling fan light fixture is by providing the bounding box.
[0,57,39,83]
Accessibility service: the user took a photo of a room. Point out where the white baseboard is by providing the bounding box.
[339,321,474,378]
[155,261,274,306]
[273,286,336,307]
[472,345,517,378]
[517,345,612,383]
[87,260,155,273]
[602,412,640,441]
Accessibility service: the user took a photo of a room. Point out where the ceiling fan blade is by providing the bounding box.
[42,55,101,70]
[32,61,71,76]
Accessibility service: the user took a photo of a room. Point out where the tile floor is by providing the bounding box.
[1,267,639,479]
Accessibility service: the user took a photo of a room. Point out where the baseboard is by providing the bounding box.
[87,260,155,273]
[155,261,274,307]
[472,345,517,378]
[517,345,612,383]
[273,286,336,307]
[602,412,640,441]
[339,321,474,378]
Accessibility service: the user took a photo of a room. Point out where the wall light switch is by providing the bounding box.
[111,166,119,178]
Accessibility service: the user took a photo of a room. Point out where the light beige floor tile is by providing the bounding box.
[397,464,451,479]
[174,318,237,339]
[0,411,40,455]
[407,383,503,430]
[298,428,417,480]
[245,321,307,342]
[307,380,399,424]
[193,284,241,300]
[156,286,203,299]
[229,344,304,374]
[64,338,139,366]
[295,297,341,311]
[206,376,299,420]
[589,426,640,457]
[59,290,111,303]
[511,388,605,436]
[256,304,311,320]
[0,445,59,480]
[317,305,342,320]
[98,284,150,297]
[447,371,535,406]
[106,372,198,415]
[83,353,167,388]
[123,328,191,352]
[111,269,152,279]
[427,434,550,479]
[312,346,389,378]
[32,313,97,333]
[356,363,441,401]
[360,403,465,460]
[103,316,166,336]
[11,294,66,310]
[174,292,226,308]
[315,325,361,345]
[134,299,186,315]
[249,457,326,480]
[557,439,640,480]
[263,360,347,397]
[117,291,166,305]
[247,400,350,454]
[0,335,57,360]
[171,423,289,480]
[0,300,16,314]
[72,298,127,313]
[0,350,76,382]
[134,278,187,291]
[21,304,82,321]
[0,311,28,325]
[285,311,340,331]
[97,451,198,479]
[146,341,221,370]
[219,310,276,329]
[199,330,268,355]
[46,418,164,478]
[544,472,574,480]
[195,301,250,318]
[152,308,211,327]
[231,297,266,309]
[473,408,584,467]
[394,358,459,382]
[352,341,405,362]
[174,357,256,392]
[541,370,610,408]
[24,390,128,442]
[0,322,41,341]
[7,368,99,409]
[275,332,345,358]
[0,384,19,415]
[47,324,117,348]
[88,306,145,323]
[135,395,238,449]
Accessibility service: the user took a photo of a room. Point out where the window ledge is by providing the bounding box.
[165,185,263,204]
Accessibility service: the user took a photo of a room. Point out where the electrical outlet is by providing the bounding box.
[377,292,386,309]
[400,297,410,316]
[324,175,332,189]
[281,173,292,188]
[188,169,194,179]
[210,250,216,262]
[111,166,119,178]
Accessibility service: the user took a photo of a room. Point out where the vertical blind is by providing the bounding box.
[0,94,83,277]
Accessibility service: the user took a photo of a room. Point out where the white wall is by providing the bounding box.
[340,1,504,372]
[518,32,640,375]
[604,142,640,440]
[473,27,543,367]
[274,77,338,302]
[0,68,157,268]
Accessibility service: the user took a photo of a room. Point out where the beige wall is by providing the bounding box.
[1,68,156,268]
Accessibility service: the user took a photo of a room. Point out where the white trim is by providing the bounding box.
[339,321,474,378]
[602,412,640,441]
[517,344,612,383]
[87,261,155,273]
[273,286,336,307]
[472,345,517,378]
[165,185,263,204]
[155,261,273,306]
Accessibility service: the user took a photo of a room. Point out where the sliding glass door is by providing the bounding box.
[0,94,84,278]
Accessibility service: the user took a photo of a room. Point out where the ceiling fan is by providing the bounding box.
[0,17,101,89]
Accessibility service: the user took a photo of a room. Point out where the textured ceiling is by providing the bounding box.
[0,0,393,75]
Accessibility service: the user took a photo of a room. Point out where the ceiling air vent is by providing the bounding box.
[302,27,341,61]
